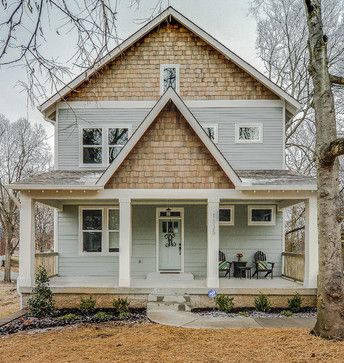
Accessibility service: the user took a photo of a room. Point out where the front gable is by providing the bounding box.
[105,102,234,189]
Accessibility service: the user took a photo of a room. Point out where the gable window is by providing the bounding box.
[248,205,276,226]
[202,124,218,144]
[235,123,263,143]
[81,126,131,166]
[160,64,180,94]
[80,207,120,255]
[219,205,234,226]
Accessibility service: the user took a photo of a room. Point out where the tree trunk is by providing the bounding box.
[3,227,12,283]
[304,0,344,339]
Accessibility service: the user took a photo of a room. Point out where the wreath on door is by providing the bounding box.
[164,226,176,247]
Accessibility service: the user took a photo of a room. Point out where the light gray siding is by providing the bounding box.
[57,106,284,171]
[58,203,282,278]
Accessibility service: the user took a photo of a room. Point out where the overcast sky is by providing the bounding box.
[0,0,260,146]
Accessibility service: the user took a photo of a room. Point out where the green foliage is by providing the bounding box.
[58,313,79,322]
[79,296,96,315]
[288,293,303,313]
[281,309,293,317]
[27,266,54,317]
[113,298,130,318]
[94,311,111,320]
[215,294,234,313]
[254,293,272,312]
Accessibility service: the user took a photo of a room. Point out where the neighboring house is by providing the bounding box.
[10,7,318,308]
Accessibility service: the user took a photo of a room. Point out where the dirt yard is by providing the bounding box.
[1,323,344,363]
[0,281,19,319]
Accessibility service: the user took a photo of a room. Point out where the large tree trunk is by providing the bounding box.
[304,0,344,339]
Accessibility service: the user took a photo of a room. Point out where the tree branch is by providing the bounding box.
[321,137,344,165]
[330,74,344,86]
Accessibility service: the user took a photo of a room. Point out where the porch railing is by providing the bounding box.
[282,252,304,282]
[35,252,58,278]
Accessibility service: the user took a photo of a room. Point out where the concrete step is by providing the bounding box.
[147,302,191,312]
[146,272,194,281]
[147,293,192,313]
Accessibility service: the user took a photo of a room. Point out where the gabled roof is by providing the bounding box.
[39,6,301,118]
[96,88,242,187]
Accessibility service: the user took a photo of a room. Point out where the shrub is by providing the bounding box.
[254,293,272,312]
[215,294,234,313]
[113,298,130,318]
[79,297,96,315]
[281,309,293,317]
[27,266,54,317]
[288,293,303,313]
[94,311,111,321]
[58,313,79,322]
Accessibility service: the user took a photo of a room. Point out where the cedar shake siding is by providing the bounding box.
[105,103,234,189]
[67,20,278,102]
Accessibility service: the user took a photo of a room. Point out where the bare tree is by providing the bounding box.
[303,0,344,339]
[35,203,54,252]
[0,115,51,282]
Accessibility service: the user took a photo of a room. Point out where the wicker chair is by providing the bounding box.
[252,251,275,279]
[219,251,232,279]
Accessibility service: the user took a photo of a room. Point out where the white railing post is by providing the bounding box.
[304,195,318,288]
[118,198,131,287]
[18,194,35,288]
[207,197,220,288]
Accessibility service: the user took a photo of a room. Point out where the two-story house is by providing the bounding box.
[11,7,318,308]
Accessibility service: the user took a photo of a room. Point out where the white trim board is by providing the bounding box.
[96,88,242,187]
[39,7,301,116]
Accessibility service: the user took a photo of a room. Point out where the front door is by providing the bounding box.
[158,216,183,271]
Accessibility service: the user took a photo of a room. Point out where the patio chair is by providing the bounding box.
[219,251,232,279]
[252,251,275,279]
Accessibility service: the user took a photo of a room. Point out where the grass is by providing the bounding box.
[1,323,344,362]
[0,281,20,319]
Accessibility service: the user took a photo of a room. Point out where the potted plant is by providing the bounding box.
[236,252,243,262]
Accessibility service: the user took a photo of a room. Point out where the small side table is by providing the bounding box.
[238,266,252,279]
[232,261,247,278]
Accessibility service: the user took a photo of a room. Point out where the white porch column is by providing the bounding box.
[118,198,132,287]
[304,195,318,288]
[207,197,220,288]
[18,194,35,288]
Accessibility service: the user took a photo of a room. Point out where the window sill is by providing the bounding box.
[79,252,120,256]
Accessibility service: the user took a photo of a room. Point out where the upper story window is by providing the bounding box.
[202,124,218,144]
[81,126,131,166]
[248,205,276,226]
[160,64,180,94]
[235,123,263,143]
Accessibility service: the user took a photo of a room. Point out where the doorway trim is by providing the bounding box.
[156,207,184,273]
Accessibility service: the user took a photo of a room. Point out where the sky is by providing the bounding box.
[0,0,260,148]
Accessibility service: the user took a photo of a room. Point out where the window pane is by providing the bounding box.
[109,209,119,230]
[239,127,259,140]
[108,128,128,145]
[83,128,102,145]
[109,231,119,252]
[83,210,102,230]
[109,146,121,163]
[205,127,215,141]
[219,209,231,222]
[251,209,272,222]
[163,67,177,92]
[83,232,102,252]
[83,147,102,164]
[170,211,180,217]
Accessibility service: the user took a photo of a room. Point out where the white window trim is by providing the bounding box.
[202,123,219,144]
[235,123,263,144]
[219,205,235,226]
[160,64,180,95]
[79,206,120,256]
[248,205,276,226]
[79,125,132,168]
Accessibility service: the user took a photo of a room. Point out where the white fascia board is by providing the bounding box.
[237,185,317,191]
[9,184,102,191]
[39,7,300,116]
[97,88,242,187]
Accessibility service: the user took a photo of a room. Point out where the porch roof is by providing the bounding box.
[9,169,316,190]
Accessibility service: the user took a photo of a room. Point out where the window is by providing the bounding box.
[80,127,131,166]
[82,209,103,252]
[202,124,218,144]
[80,207,120,254]
[248,205,276,226]
[219,206,234,226]
[82,128,103,164]
[235,124,263,143]
[160,64,180,94]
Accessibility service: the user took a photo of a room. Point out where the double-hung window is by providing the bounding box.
[248,205,276,226]
[80,207,120,254]
[160,64,180,94]
[235,123,263,143]
[81,126,131,166]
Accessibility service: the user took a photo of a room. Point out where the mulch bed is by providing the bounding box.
[0,309,147,335]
